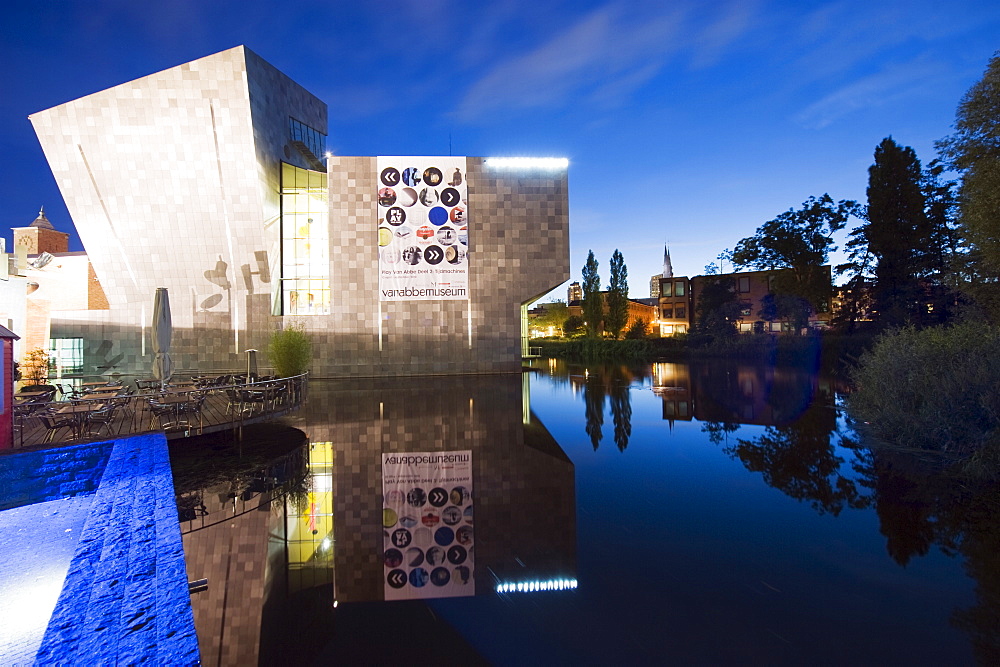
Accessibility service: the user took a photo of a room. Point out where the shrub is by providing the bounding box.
[22,348,50,385]
[268,326,312,377]
[848,322,1000,457]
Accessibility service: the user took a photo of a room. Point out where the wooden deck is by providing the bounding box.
[12,375,307,450]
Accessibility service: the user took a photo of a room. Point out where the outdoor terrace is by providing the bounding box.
[11,374,307,450]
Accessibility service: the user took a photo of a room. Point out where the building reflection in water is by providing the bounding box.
[294,373,577,604]
[175,373,576,664]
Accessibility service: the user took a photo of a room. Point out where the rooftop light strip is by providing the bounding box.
[484,157,569,170]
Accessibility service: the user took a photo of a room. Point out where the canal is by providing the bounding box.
[171,358,995,664]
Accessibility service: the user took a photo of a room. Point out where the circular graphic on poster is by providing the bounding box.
[398,187,418,207]
[390,528,412,548]
[378,188,396,207]
[423,167,443,186]
[380,167,401,187]
[442,506,462,525]
[387,569,408,588]
[402,246,423,265]
[384,548,403,568]
[447,544,468,565]
[426,546,446,566]
[421,510,440,527]
[428,206,449,226]
[406,547,424,567]
[385,207,406,226]
[402,167,422,186]
[419,188,439,206]
[415,226,435,241]
[398,515,417,529]
[447,168,463,186]
[407,487,427,507]
[434,526,455,546]
[459,227,468,245]
[409,567,429,588]
[453,565,470,585]
[382,507,398,528]
[436,226,456,245]
[445,245,465,265]
[378,227,393,247]
[394,226,413,241]
[440,187,461,207]
[385,490,405,506]
[450,486,470,506]
[463,505,474,523]
[428,487,448,507]
[431,567,451,587]
[450,206,466,223]
[413,527,432,547]
[423,245,444,265]
[456,525,473,545]
[381,247,401,264]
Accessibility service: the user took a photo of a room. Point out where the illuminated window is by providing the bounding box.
[674,281,685,297]
[49,338,83,375]
[662,282,672,297]
[281,163,330,315]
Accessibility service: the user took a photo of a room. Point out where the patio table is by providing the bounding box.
[57,402,105,439]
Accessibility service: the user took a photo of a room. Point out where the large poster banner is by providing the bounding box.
[377,157,468,301]
[382,451,474,600]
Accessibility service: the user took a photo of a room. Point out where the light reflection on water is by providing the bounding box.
[175,361,999,665]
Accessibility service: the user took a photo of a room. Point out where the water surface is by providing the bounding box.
[175,359,997,665]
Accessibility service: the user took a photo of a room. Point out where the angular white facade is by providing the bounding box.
[30,46,569,377]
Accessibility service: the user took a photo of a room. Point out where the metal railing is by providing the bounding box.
[12,373,308,449]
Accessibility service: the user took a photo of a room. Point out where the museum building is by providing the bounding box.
[27,45,569,377]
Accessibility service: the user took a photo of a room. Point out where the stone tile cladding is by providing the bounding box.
[310,156,569,377]
[33,434,199,664]
[291,375,577,602]
[31,45,326,375]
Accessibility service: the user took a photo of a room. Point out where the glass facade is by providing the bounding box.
[280,162,330,315]
[48,337,83,375]
[289,118,326,160]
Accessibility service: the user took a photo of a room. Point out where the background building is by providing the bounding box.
[28,46,569,378]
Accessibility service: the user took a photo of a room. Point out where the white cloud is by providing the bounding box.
[794,56,949,129]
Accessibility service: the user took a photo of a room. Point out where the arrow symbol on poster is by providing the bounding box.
[429,488,448,506]
[387,570,407,588]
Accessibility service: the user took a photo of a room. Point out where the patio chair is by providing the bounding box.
[84,403,119,437]
[37,409,79,443]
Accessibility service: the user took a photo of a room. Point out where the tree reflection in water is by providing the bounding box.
[579,364,639,451]
[535,356,1000,661]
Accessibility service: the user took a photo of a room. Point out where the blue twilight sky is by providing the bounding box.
[2,1,998,298]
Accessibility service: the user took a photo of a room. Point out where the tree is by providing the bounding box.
[531,301,568,334]
[937,51,1000,320]
[605,249,629,339]
[733,194,859,331]
[582,250,602,338]
[694,275,741,337]
[624,318,648,339]
[563,315,584,336]
[22,348,50,385]
[866,137,933,326]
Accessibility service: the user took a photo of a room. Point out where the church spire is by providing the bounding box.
[662,244,673,279]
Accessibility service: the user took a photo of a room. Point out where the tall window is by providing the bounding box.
[281,163,330,315]
[49,338,83,375]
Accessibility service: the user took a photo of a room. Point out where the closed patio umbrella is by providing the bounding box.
[152,287,173,390]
